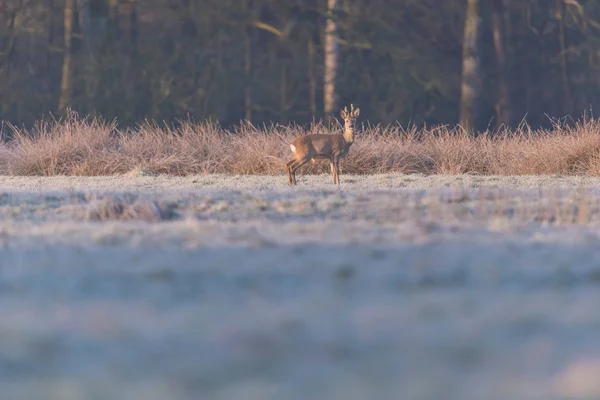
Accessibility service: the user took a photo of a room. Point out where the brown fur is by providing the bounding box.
[287,104,360,185]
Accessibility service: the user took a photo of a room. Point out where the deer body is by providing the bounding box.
[286,104,360,185]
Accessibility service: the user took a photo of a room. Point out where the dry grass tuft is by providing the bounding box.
[85,195,177,222]
[3,112,600,176]
[123,166,159,177]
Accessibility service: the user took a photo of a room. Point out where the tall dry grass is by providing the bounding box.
[3,111,600,176]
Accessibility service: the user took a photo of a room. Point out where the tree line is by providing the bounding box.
[1,0,599,130]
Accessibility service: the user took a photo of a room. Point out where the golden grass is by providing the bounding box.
[3,111,600,176]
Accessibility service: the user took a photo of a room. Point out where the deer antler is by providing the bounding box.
[341,104,360,119]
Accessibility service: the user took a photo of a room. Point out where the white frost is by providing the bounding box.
[0,173,598,400]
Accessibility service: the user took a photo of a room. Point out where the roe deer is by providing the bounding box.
[286,104,360,185]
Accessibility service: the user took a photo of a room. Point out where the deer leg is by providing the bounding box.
[286,160,296,185]
[330,160,336,184]
[291,157,312,185]
[330,157,338,185]
[287,158,305,185]
[289,159,303,185]
[334,159,341,185]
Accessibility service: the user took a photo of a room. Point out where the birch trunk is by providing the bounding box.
[58,0,75,113]
[555,0,572,115]
[459,0,481,132]
[77,0,97,111]
[323,0,339,119]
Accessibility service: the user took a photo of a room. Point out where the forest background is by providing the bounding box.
[1,0,596,131]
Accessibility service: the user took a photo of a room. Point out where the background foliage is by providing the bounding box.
[1,0,599,130]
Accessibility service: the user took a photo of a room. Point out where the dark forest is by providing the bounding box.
[1,0,598,130]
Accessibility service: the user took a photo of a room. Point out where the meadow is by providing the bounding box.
[1,116,600,399]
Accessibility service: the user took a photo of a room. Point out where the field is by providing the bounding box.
[1,173,600,400]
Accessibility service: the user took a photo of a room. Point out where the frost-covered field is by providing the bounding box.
[2,173,600,400]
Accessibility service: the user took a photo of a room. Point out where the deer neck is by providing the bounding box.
[343,126,354,144]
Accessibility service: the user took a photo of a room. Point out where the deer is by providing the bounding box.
[286,104,360,185]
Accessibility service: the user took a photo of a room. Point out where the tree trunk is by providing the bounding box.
[0,7,17,62]
[108,0,121,44]
[460,0,482,132]
[77,0,97,112]
[109,0,119,20]
[280,65,287,116]
[58,0,75,114]
[243,0,253,122]
[44,0,55,74]
[308,38,317,116]
[323,0,339,120]
[244,33,252,121]
[555,0,571,116]
[123,0,139,120]
[0,6,17,119]
[492,0,510,127]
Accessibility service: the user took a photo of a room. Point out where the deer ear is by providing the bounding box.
[340,108,348,118]
[352,107,360,117]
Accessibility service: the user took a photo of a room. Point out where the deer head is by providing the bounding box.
[340,104,360,143]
